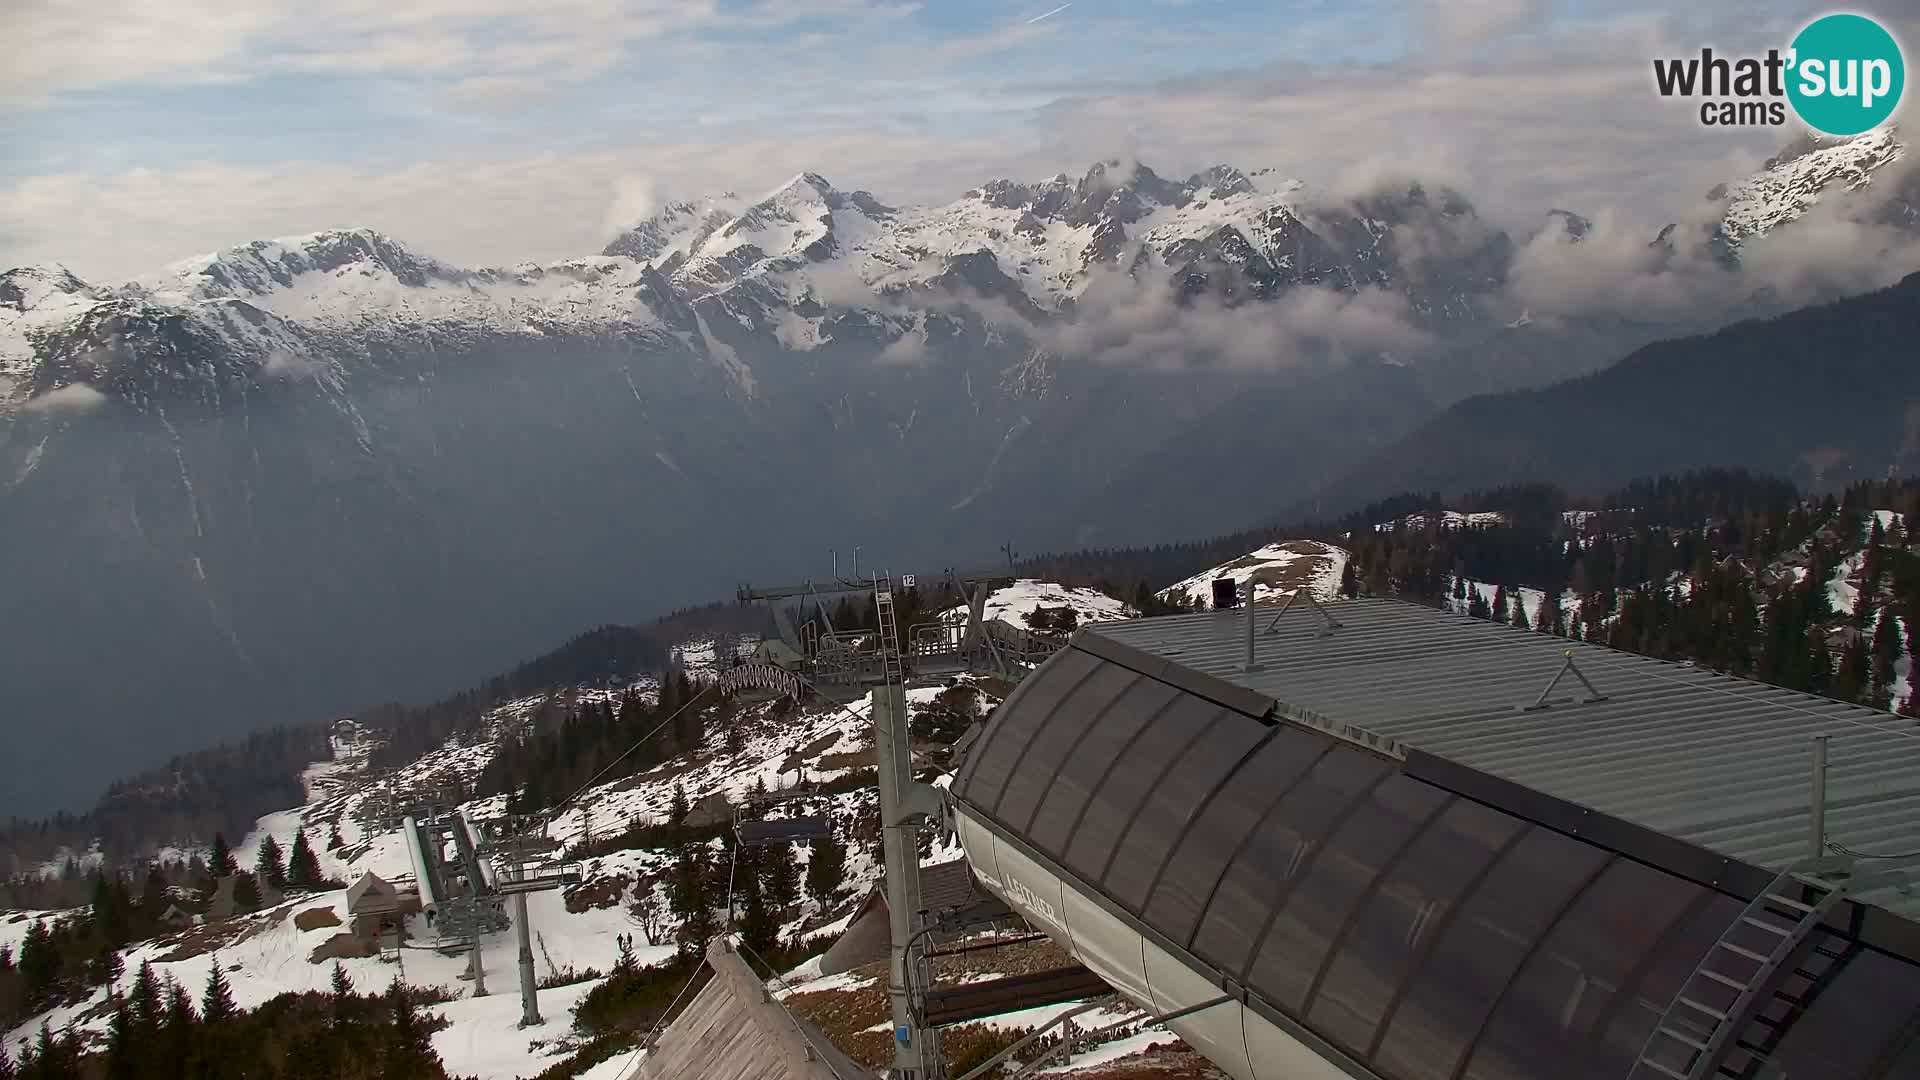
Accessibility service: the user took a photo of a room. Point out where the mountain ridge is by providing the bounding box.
[1299,269,1920,517]
[9,130,1912,414]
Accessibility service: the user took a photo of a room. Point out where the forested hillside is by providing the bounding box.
[0,602,763,885]
[1338,474,1920,713]
[1309,271,1920,518]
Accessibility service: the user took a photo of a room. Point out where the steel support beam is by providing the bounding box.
[468,928,488,997]
[514,893,541,1026]
[875,679,942,1078]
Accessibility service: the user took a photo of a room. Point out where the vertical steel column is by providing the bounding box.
[1241,580,1264,672]
[468,924,488,997]
[1809,735,1830,860]
[515,892,542,1026]
[874,680,938,1077]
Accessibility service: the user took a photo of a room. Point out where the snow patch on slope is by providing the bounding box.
[1375,510,1509,531]
[1159,540,1349,607]
[940,579,1137,630]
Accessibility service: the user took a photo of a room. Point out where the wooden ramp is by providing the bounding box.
[638,939,871,1080]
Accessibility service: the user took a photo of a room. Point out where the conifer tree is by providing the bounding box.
[207,833,237,879]
[105,992,139,1080]
[162,978,196,1055]
[328,961,355,1025]
[668,783,691,827]
[384,982,440,1080]
[33,1023,75,1080]
[613,934,637,977]
[140,864,170,913]
[328,823,345,851]
[288,831,324,890]
[19,920,56,1005]
[668,843,712,960]
[1452,575,1467,602]
[805,830,847,909]
[257,835,286,891]
[1834,636,1870,703]
[1339,561,1359,599]
[131,960,163,1034]
[1808,635,1835,697]
[676,896,716,962]
[201,956,236,1023]
[1491,585,1510,624]
[0,1040,12,1080]
[92,873,132,948]
[1466,586,1491,620]
[1538,590,1565,635]
[763,842,800,922]
[1873,609,1902,691]
[1802,553,1835,626]
[1511,592,1531,630]
[736,868,778,958]
[92,945,125,991]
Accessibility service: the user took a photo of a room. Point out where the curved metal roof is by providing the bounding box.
[1083,599,1920,920]
[950,609,1920,1080]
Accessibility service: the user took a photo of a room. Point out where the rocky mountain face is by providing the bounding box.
[1645,125,1915,263]
[1,136,1910,813]
[1713,126,1912,243]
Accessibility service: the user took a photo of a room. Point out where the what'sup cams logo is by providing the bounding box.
[1654,12,1905,135]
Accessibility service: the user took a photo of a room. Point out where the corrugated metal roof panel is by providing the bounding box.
[1085,598,1920,919]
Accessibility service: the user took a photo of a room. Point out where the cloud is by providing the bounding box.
[1,0,924,109]
[260,349,329,380]
[23,383,107,412]
[794,256,899,309]
[604,175,662,238]
[1411,0,1547,49]
[877,326,933,366]
[860,251,1430,373]
[1036,267,1431,372]
[1501,160,1920,325]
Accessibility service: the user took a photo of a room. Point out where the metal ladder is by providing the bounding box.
[1630,856,1859,1080]
[1722,935,1861,1077]
[874,575,905,690]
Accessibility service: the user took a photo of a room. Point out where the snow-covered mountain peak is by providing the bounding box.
[1,264,98,309]
[15,148,1869,397]
[772,170,835,200]
[1,265,113,380]
[603,193,747,268]
[145,227,463,306]
[668,170,893,299]
[1717,126,1905,242]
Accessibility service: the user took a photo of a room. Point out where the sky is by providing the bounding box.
[2,0,1916,281]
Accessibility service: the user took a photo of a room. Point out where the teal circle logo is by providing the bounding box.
[1786,13,1905,136]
